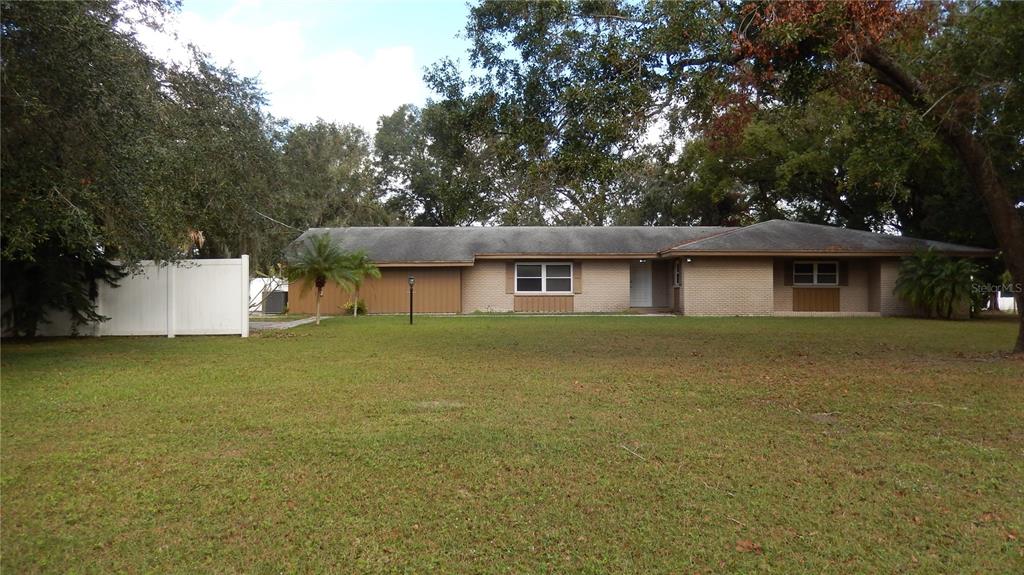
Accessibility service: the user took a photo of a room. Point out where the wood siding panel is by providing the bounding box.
[289,268,461,314]
[792,287,840,312]
[513,295,574,313]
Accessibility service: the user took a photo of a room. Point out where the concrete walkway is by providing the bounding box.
[249,316,319,331]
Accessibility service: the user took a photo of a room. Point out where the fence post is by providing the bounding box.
[166,263,176,338]
[241,254,250,338]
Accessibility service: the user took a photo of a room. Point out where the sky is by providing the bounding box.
[137,0,473,134]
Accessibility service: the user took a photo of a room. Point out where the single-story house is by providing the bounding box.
[287,220,993,316]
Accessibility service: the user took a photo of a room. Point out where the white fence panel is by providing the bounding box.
[22,256,249,338]
[173,259,248,336]
[96,264,171,336]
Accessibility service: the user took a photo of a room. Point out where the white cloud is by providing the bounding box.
[135,2,427,134]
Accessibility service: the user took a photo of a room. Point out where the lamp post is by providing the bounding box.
[408,274,415,325]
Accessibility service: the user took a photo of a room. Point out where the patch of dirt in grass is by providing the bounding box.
[808,412,841,425]
[735,539,763,554]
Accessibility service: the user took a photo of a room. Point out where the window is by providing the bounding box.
[515,263,573,293]
[793,261,839,286]
[673,259,681,287]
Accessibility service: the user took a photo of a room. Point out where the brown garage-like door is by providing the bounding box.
[792,287,840,312]
[289,267,462,314]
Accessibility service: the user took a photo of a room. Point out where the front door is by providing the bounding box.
[629,261,653,307]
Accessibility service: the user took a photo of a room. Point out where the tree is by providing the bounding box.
[1,0,184,335]
[160,49,287,270]
[0,1,399,335]
[284,234,359,325]
[721,1,1023,349]
[456,0,1023,351]
[346,252,381,318]
[279,121,393,229]
[374,100,498,226]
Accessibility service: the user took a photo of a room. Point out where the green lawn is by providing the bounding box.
[2,316,1022,573]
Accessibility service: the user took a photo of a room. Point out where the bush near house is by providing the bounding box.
[896,251,980,319]
[341,298,367,316]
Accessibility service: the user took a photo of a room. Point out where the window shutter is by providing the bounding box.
[506,262,515,293]
[573,261,582,294]
[783,260,793,286]
[838,261,849,286]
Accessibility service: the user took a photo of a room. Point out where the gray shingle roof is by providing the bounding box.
[292,220,992,263]
[666,220,993,256]
[295,226,727,263]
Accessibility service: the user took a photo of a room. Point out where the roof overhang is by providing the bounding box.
[660,250,997,258]
[374,261,474,268]
[474,253,661,260]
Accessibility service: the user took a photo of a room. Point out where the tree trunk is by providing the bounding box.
[860,44,1024,353]
[353,287,359,318]
[316,289,322,326]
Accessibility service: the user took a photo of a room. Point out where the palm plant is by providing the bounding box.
[896,250,978,319]
[285,233,359,325]
[347,251,380,318]
[934,257,979,319]
[895,251,943,316]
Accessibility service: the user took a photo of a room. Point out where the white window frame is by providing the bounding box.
[673,259,682,287]
[515,262,573,294]
[793,261,839,286]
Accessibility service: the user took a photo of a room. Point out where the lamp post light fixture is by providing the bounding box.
[408,274,415,325]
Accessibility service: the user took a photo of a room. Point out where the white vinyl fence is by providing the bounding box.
[33,256,249,338]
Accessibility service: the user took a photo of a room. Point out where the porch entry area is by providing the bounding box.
[629,259,673,310]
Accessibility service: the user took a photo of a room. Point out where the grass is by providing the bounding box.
[2,316,1022,573]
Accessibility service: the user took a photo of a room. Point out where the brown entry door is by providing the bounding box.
[792,288,840,312]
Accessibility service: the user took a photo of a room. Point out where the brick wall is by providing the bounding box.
[682,257,774,315]
[461,261,514,313]
[574,260,631,312]
[879,259,913,316]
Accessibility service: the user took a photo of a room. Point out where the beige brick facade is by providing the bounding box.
[574,260,631,313]
[461,255,914,316]
[461,261,514,313]
[879,259,913,316]
[681,257,774,316]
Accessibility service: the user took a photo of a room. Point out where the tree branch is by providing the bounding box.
[857,44,929,109]
[667,52,744,72]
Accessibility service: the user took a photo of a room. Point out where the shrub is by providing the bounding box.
[342,299,367,316]
[896,250,978,319]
